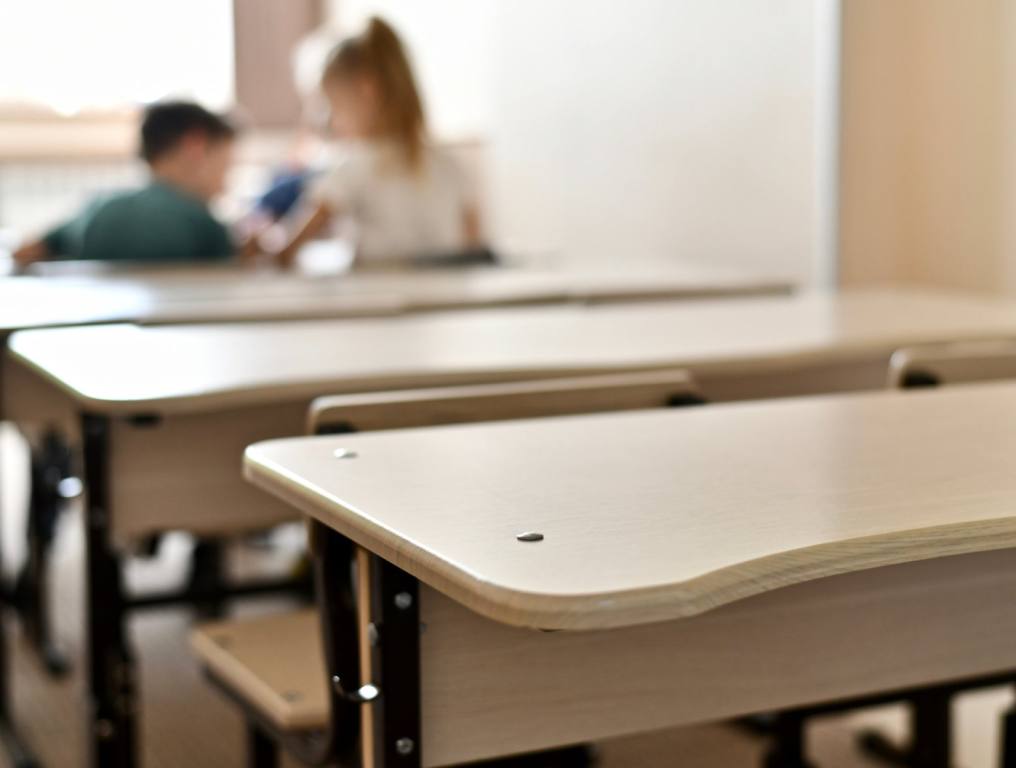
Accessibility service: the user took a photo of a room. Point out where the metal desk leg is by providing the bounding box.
[245,721,279,768]
[14,429,73,677]
[1001,703,1016,768]
[368,556,422,768]
[315,524,422,768]
[763,712,814,768]
[352,554,596,768]
[187,538,227,619]
[16,428,73,677]
[858,689,952,768]
[0,424,40,767]
[81,413,137,768]
[909,690,952,768]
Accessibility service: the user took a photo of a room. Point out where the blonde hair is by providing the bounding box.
[322,17,426,168]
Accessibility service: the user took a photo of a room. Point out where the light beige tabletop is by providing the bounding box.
[9,288,1016,414]
[0,277,147,333]
[245,382,1016,631]
[1,262,792,332]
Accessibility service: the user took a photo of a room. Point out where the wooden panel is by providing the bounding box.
[309,369,699,432]
[191,549,1016,764]
[109,403,309,544]
[232,0,320,128]
[246,382,1016,629]
[416,549,1016,765]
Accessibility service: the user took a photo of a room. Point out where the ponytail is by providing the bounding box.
[323,17,427,168]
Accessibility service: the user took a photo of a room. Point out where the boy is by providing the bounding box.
[13,101,237,266]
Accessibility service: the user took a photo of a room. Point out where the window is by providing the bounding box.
[0,0,234,115]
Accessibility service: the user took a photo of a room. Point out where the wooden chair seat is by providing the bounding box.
[190,609,328,731]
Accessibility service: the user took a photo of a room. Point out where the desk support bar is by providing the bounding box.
[311,523,423,768]
[371,556,422,768]
[311,521,363,766]
[0,492,39,768]
[81,413,137,768]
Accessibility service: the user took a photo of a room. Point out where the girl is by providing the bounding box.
[273,17,482,268]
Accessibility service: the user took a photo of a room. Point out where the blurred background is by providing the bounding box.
[0,0,839,284]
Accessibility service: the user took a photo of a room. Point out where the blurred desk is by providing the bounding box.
[0,263,792,410]
[9,287,1016,539]
[11,260,795,321]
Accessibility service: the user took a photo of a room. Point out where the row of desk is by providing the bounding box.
[8,288,1016,545]
[0,262,794,768]
[5,266,1016,767]
[0,261,793,332]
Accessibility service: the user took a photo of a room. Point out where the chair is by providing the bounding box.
[887,339,1016,389]
[858,339,1016,767]
[191,369,704,767]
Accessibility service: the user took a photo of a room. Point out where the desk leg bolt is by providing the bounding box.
[394,592,413,610]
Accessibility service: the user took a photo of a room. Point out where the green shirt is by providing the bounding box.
[43,181,234,263]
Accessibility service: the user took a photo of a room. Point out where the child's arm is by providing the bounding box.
[275,202,334,268]
[12,239,50,268]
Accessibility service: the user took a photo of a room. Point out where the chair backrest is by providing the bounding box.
[308,369,704,435]
[887,340,1016,389]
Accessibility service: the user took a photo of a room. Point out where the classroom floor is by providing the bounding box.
[0,424,1010,768]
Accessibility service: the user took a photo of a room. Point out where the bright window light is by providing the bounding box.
[0,0,235,114]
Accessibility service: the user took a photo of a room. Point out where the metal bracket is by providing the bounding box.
[372,558,422,767]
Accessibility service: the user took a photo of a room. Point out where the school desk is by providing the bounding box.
[0,261,792,676]
[242,383,1016,767]
[0,263,792,395]
[0,263,787,767]
[6,287,1016,767]
[15,260,796,320]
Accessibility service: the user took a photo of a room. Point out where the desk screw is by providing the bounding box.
[394,592,413,610]
[396,737,415,756]
[516,532,544,542]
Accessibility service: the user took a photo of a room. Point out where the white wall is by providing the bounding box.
[0,0,234,113]
[335,1,820,284]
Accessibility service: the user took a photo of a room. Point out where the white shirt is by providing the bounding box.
[310,141,473,264]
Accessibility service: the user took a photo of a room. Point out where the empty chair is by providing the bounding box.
[887,339,1016,389]
[191,369,704,767]
[851,339,1016,767]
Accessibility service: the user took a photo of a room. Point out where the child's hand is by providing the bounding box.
[13,240,47,268]
[237,234,263,264]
